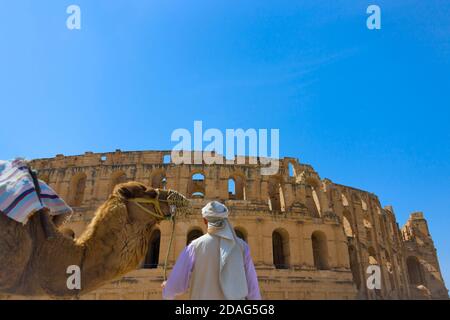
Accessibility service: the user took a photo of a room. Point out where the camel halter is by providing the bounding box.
[131,189,190,221]
[130,190,189,281]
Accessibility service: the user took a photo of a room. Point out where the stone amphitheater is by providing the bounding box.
[7,149,447,299]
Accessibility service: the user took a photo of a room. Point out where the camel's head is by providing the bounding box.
[113,181,191,222]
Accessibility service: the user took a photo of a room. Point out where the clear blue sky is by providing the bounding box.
[1,1,449,289]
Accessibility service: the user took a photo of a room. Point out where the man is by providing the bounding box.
[162,201,261,300]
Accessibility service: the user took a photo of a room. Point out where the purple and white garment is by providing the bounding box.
[163,239,262,300]
[0,158,72,224]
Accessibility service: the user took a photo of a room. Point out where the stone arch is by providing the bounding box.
[68,172,87,207]
[348,244,361,289]
[368,246,378,265]
[188,172,206,198]
[287,161,296,178]
[143,229,161,269]
[234,226,248,242]
[268,178,285,212]
[110,171,127,193]
[341,193,349,207]
[228,174,245,200]
[312,231,329,270]
[361,198,368,211]
[272,228,290,269]
[311,188,321,215]
[228,178,236,199]
[191,191,205,198]
[151,171,167,189]
[342,210,355,238]
[406,256,425,286]
[186,227,204,245]
[305,177,321,216]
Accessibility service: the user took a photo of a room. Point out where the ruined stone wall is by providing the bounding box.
[20,150,447,300]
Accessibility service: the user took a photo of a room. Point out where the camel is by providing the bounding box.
[0,181,190,298]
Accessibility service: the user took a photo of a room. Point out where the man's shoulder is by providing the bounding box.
[190,233,214,246]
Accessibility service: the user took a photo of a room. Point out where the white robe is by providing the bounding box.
[189,232,248,300]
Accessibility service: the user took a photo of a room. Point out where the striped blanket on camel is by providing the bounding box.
[0,158,72,224]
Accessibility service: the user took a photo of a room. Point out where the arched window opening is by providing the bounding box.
[143,230,161,269]
[272,229,290,269]
[234,227,247,242]
[368,247,378,265]
[229,175,245,200]
[312,188,321,216]
[342,193,349,207]
[69,173,87,207]
[348,245,361,289]
[288,162,296,177]
[192,191,205,199]
[343,211,354,238]
[361,199,368,211]
[192,173,205,181]
[187,228,204,245]
[312,231,329,270]
[407,256,424,286]
[228,178,236,199]
[189,172,206,198]
[268,179,285,212]
[163,154,171,164]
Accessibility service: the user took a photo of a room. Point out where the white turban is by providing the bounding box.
[202,201,229,219]
[201,201,248,300]
[202,201,229,229]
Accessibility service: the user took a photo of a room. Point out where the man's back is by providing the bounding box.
[189,234,225,299]
[162,201,261,300]
[189,233,247,300]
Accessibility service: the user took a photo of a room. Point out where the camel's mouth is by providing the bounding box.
[166,190,191,218]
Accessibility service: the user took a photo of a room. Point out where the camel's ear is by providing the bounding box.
[115,182,147,199]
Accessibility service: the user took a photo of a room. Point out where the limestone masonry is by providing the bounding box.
[21,150,449,299]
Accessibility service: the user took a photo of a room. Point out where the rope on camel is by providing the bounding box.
[163,215,176,281]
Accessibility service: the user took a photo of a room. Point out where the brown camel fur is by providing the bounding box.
[0,181,189,298]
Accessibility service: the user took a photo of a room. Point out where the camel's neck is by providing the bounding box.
[75,198,155,294]
[7,197,158,298]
